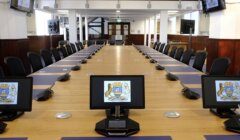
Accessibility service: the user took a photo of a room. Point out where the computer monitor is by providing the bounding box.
[90,75,144,137]
[0,77,33,121]
[202,75,240,118]
[90,75,145,110]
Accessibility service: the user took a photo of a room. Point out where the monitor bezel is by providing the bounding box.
[0,77,33,112]
[90,75,145,110]
[202,75,240,109]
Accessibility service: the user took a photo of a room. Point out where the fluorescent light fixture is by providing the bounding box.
[168,11,179,13]
[116,10,120,13]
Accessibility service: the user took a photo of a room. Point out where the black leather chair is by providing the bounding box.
[27,52,44,72]
[174,47,184,61]
[96,40,105,45]
[192,51,208,71]
[159,43,165,53]
[116,40,124,45]
[209,57,231,75]
[70,43,77,53]
[87,40,95,47]
[109,40,115,45]
[40,49,53,66]
[169,46,177,58]
[181,49,193,65]
[66,44,73,55]
[163,44,170,55]
[75,42,81,51]
[52,48,62,62]
[153,42,158,50]
[0,66,4,78]
[155,43,161,51]
[4,57,27,76]
[60,47,69,58]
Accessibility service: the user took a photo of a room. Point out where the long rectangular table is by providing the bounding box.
[1,45,234,140]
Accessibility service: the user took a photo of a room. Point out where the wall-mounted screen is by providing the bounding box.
[10,0,35,13]
[202,0,226,13]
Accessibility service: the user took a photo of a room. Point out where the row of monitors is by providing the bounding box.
[0,76,240,114]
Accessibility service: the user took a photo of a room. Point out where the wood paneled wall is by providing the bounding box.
[207,39,240,75]
[0,35,64,75]
[168,34,208,51]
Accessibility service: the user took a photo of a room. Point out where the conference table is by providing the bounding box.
[1,45,235,140]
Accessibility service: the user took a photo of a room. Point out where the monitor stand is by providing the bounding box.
[96,106,139,137]
[105,107,129,117]
[210,108,238,118]
[0,111,24,121]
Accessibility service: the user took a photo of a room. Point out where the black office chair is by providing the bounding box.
[87,40,95,47]
[155,43,161,51]
[70,43,77,53]
[0,66,4,78]
[169,46,177,58]
[116,40,124,45]
[181,49,193,65]
[209,57,231,75]
[75,42,81,51]
[174,47,184,61]
[40,49,53,66]
[4,57,27,76]
[158,43,165,53]
[109,40,115,45]
[52,48,62,62]
[163,44,170,55]
[60,47,69,58]
[27,52,44,72]
[96,40,105,45]
[153,42,158,50]
[66,44,73,55]
[192,51,207,71]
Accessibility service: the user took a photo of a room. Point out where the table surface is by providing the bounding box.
[2,45,233,140]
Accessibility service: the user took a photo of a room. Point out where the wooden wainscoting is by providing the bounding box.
[207,38,240,75]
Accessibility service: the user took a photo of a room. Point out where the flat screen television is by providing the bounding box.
[180,19,195,34]
[202,75,240,118]
[202,0,226,13]
[10,0,35,13]
[90,75,145,109]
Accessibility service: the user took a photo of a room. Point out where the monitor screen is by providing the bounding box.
[0,77,33,111]
[180,19,195,34]
[10,0,35,13]
[202,0,226,13]
[202,75,240,108]
[90,75,145,109]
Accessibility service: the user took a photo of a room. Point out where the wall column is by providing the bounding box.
[68,10,77,43]
[85,16,89,41]
[148,18,151,47]
[153,15,157,42]
[144,19,147,46]
[160,11,168,43]
[79,14,83,42]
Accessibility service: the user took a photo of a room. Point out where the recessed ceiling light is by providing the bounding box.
[116,10,121,13]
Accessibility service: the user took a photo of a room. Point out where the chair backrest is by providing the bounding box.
[60,47,69,58]
[87,40,95,47]
[0,66,4,78]
[192,51,208,71]
[169,46,177,58]
[66,44,73,55]
[40,49,53,66]
[52,48,62,62]
[75,42,81,51]
[209,57,231,75]
[181,49,193,65]
[153,42,158,50]
[4,57,26,76]
[109,40,115,45]
[155,43,161,51]
[70,43,77,53]
[27,52,44,73]
[96,40,105,45]
[163,44,170,55]
[159,43,165,53]
[174,47,184,61]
